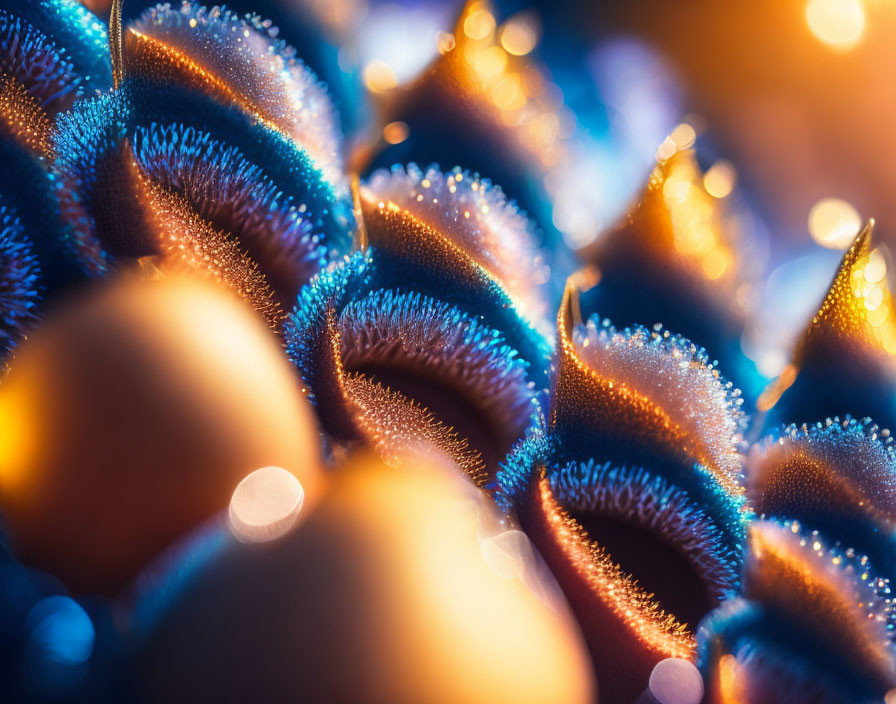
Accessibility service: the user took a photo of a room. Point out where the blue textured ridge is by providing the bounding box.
[0,139,84,345]
[696,598,867,703]
[341,288,540,431]
[549,459,747,596]
[131,2,345,185]
[52,89,125,274]
[763,414,896,458]
[500,311,751,504]
[0,0,111,107]
[132,122,327,272]
[286,241,552,395]
[52,79,352,281]
[367,236,552,388]
[285,244,549,451]
[535,313,749,497]
[134,2,337,113]
[755,414,896,582]
[0,0,112,347]
[494,429,550,513]
[341,287,531,377]
[285,250,372,408]
[0,201,40,356]
[496,446,748,600]
[140,0,368,134]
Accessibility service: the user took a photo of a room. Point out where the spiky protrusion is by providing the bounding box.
[0,203,40,355]
[52,81,351,325]
[496,279,748,703]
[128,2,344,188]
[749,415,896,582]
[365,164,548,330]
[0,0,111,354]
[572,316,747,493]
[285,247,546,484]
[699,520,896,703]
[763,224,896,429]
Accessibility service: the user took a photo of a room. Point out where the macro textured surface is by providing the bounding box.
[1,1,895,702]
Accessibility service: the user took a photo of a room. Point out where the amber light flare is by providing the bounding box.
[806,0,866,51]
[657,142,737,283]
[809,197,862,249]
[390,0,574,172]
[580,128,746,329]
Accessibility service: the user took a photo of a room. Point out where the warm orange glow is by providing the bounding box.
[499,15,539,56]
[492,76,527,111]
[714,654,746,703]
[806,0,866,51]
[382,120,409,145]
[0,377,40,500]
[463,8,496,39]
[330,454,596,704]
[436,1,572,170]
[850,244,896,354]
[808,197,862,248]
[0,277,321,593]
[864,248,887,283]
[703,159,737,199]
[702,249,729,280]
[470,45,508,79]
[670,123,697,150]
[656,136,677,162]
[479,528,533,579]
[229,466,304,543]
[363,60,398,93]
[141,452,595,701]
[658,146,737,290]
[756,363,798,412]
[437,31,457,54]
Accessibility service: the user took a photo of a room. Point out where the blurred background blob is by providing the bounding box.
[0,274,323,595]
[132,452,596,703]
[22,596,94,697]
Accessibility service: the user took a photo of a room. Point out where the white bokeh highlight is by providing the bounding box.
[229,466,305,543]
[648,657,704,704]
